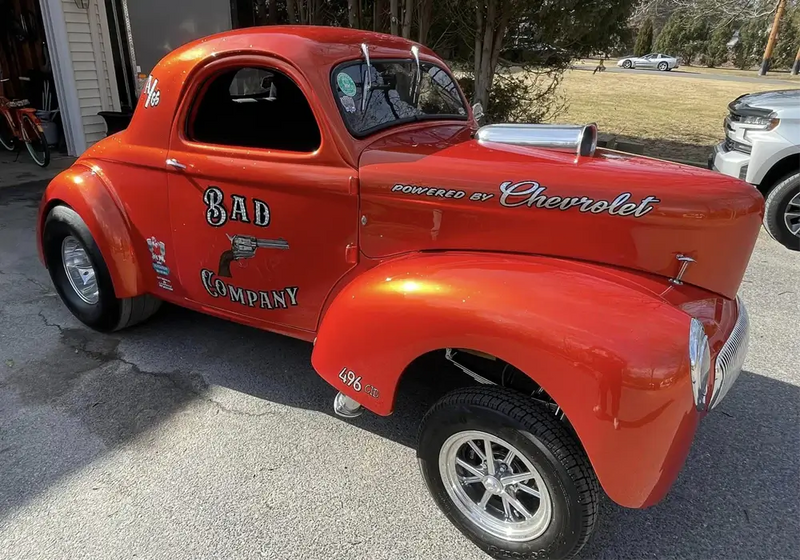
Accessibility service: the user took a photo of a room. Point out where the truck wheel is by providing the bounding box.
[43,205,161,331]
[418,387,599,560]
[763,171,800,251]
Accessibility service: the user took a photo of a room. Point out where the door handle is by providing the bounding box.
[166,158,187,170]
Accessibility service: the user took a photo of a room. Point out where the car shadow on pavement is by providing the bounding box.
[2,286,798,559]
[104,305,800,559]
[583,370,799,560]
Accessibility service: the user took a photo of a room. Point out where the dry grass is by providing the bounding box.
[552,69,798,162]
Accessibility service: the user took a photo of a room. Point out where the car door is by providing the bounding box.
[166,56,359,334]
[640,54,656,69]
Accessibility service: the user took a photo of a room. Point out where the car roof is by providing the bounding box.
[170,25,434,67]
[113,26,450,167]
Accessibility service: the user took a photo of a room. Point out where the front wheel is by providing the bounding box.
[0,114,16,151]
[418,387,599,560]
[658,61,669,71]
[621,59,632,69]
[21,114,50,167]
[43,205,161,331]
[764,171,800,251]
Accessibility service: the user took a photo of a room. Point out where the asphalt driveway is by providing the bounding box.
[1,182,798,560]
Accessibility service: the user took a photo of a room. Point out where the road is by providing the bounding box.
[573,64,799,85]
[1,182,798,560]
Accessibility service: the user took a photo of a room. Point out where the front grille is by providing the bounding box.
[724,137,752,154]
[710,297,749,409]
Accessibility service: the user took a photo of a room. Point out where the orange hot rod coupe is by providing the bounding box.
[37,27,760,559]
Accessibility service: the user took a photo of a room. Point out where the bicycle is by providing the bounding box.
[0,78,50,167]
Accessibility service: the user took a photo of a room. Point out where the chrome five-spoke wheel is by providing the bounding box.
[61,235,99,304]
[439,431,552,541]
[419,387,599,559]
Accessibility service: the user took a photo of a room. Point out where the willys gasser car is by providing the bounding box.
[37,27,761,560]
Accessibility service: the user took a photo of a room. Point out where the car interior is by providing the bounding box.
[191,67,322,153]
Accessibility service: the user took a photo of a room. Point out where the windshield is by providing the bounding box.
[331,59,468,137]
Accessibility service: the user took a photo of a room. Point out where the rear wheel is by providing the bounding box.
[0,115,15,151]
[764,171,800,251]
[21,114,50,167]
[658,61,669,71]
[43,205,161,331]
[418,387,599,560]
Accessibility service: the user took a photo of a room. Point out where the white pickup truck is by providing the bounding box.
[711,89,800,251]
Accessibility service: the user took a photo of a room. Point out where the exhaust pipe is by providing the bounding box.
[333,392,364,418]
[476,123,598,157]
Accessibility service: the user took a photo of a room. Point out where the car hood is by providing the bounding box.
[358,124,763,300]
[730,89,800,112]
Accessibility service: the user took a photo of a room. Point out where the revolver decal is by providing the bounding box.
[218,234,289,278]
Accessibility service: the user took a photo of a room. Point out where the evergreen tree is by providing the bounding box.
[703,22,735,67]
[634,18,654,56]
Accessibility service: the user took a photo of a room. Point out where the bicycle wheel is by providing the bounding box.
[0,114,15,151]
[21,114,50,167]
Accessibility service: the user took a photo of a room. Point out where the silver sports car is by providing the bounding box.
[617,53,679,71]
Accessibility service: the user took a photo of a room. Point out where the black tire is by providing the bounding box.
[622,59,632,69]
[43,205,161,331]
[0,114,15,151]
[418,387,599,560]
[764,171,800,251]
[21,114,50,167]
[658,61,668,71]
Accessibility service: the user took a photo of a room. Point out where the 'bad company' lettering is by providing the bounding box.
[201,269,298,310]
[498,181,660,217]
[203,186,270,228]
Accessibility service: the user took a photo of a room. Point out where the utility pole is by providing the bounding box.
[759,0,786,76]
[792,45,800,76]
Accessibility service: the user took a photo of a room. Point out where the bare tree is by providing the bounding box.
[374,0,387,31]
[473,0,512,109]
[391,0,400,34]
[418,0,434,43]
[348,0,358,27]
[268,0,278,24]
[402,0,415,38]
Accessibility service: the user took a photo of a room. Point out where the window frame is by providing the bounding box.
[329,58,470,139]
[181,61,324,157]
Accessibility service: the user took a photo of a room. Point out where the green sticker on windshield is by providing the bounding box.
[337,72,357,97]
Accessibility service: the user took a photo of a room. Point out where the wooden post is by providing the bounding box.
[792,45,800,75]
[759,0,786,76]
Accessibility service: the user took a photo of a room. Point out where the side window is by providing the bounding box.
[189,66,321,152]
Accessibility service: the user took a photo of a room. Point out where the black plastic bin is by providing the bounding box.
[98,111,133,136]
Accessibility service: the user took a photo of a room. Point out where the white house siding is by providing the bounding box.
[62,0,120,147]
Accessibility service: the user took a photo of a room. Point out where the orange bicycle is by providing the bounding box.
[0,78,50,167]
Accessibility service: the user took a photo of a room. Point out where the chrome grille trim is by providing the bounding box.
[710,297,749,409]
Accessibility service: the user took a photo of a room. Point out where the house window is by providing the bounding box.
[189,67,321,153]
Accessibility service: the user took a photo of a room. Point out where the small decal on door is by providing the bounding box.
[147,236,170,276]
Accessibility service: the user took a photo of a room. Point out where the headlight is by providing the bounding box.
[689,318,711,411]
[740,113,780,130]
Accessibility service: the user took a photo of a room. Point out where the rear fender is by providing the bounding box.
[37,164,144,298]
[311,252,699,508]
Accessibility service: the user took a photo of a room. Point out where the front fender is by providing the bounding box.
[311,252,700,508]
[37,164,144,298]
